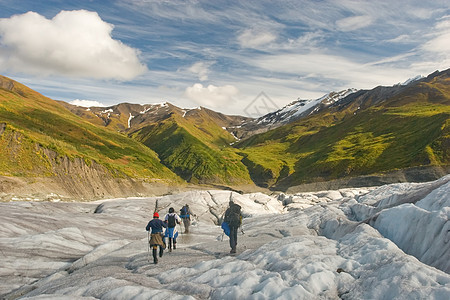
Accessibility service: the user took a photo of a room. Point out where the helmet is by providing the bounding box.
[153,212,159,218]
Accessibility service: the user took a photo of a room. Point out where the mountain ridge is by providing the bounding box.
[1,68,449,199]
[237,68,450,188]
[0,75,183,200]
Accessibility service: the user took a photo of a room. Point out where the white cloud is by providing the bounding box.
[336,15,374,32]
[408,8,436,20]
[0,10,147,80]
[387,34,412,43]
[70,99,105,107]
[422,17,450,55]
[184,83,239,109]
[237,28,277,48]
[251,52,415,89]
[187,61,215,81]
[293,31,324,47]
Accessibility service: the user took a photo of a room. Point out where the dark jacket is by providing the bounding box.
[146,218,167,234]
[180,205,191,219]
[224,203,242,228]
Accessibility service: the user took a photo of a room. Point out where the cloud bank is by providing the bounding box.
[184,83,239,109]
[0,10,147,80]
[70,99,105,107]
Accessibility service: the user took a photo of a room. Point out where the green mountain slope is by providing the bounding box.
[128,108,252,185]
[62,101,253,185]
[0,75,180,183]
[236,69,450,188]
[2,68,449,193]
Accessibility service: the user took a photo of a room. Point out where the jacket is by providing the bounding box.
[146,218,167,234]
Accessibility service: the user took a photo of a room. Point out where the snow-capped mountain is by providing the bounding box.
[400,75,425,86]
[258,88,358,126]
[230,88,358,139]
[1,175,449,299]
[60,100,251,133]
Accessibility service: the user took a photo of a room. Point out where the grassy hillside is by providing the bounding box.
[2,69,449,191]
[237,71,450,187]
[0,75,180,183]
[62,102,253,186]
[129,111,252,185]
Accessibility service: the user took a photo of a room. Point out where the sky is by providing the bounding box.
[0,0,449,116]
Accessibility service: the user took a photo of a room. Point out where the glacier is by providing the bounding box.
[0,176,449,299]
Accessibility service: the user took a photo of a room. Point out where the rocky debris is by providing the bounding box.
[284,165,450,193]
[277,187,373,211]
[0,76,15,91]
[0,122,6,136]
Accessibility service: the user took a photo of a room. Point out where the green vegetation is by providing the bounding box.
[237,91,450,188]
[0,76,180,182]
[129,117,252,184]
[1,70,449,189]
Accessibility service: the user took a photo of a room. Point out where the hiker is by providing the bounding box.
[164,207,181,252]
[145,212,167,264]
[180,204,194,233]
[223,200,242,254]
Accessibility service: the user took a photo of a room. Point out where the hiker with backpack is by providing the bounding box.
[145,212,167,264]
[223,200,242,254]
[164,207,181,252]
[180,204,194,233]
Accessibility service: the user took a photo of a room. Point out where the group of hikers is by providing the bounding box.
[145,201,242,264]
[145,204,193,264]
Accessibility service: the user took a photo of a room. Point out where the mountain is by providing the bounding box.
[236,69,450,188]
[0,75,181,200]
[1,68,450,197]
[62,101,254,185]
[60,101,251,134]
[231,88,358,139]
[127,105,254,185]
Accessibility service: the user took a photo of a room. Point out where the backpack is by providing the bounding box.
[167,214,176,228]
[180,206,188,216]
[225,203,241,227]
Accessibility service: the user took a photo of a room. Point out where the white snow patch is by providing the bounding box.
[400,75,424,86]
[127,113,134,128]
[140,106,152,114]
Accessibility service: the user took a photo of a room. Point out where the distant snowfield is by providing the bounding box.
[1,176,449,299]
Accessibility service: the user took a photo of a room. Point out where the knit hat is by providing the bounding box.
[153,212,159,218]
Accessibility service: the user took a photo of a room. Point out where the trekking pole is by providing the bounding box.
[147,231,150,262]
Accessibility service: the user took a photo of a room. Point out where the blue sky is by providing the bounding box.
[0,0,449,116]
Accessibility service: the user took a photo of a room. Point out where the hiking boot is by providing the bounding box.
[159,248,163,257]
[173,243,176,250]
[230,248,236,254]
[154,258,158,264]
